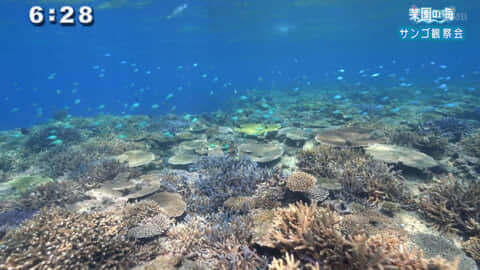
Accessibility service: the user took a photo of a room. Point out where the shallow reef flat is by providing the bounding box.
[2,88,480,269]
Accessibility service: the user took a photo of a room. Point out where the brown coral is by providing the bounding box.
[297,145,410,205]
[0,207,157,269]
[286,171,316,192]
[266,202,456,269]
[463,237,480,263]
[269,253,300,270]
[417,174,480,236]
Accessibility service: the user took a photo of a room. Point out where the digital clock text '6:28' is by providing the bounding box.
[29,6,94,26]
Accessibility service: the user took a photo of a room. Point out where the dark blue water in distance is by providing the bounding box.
[0,0,479,130]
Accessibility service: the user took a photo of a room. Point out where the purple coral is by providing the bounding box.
[192,156,271,211]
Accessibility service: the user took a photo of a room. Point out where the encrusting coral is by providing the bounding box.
[265,202,457,269]
[417,174,480,236]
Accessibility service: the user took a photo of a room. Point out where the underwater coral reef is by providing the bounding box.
[1,92,480,269]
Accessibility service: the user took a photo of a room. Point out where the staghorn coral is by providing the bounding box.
[463,237,480,263]
[128,213,173,239]
[268,202,346,265]
[390,130,447,159]
[266,202,455,269]
[73,157,129,184]
[416,117,475,143]
[297,145,410,205]
[269,253,300,270]
[192,156,271,211]
[24,126,83,153]
[460,130,480,158]
[203,215,267,270]
[40,144,102,178]
[0,207,158,269]
[252,173,286,209]
[165,214,267,269]
[286,171,316,193]
[417,174,480,236]
[122,200,166,228]
[17,180,89,210]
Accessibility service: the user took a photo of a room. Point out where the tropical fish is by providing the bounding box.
[166,4,188,20]
[50,139,63,145]
[166,93,174,100]
[47,135,57,140]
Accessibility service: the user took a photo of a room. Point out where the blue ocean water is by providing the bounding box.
[0,0,479,130]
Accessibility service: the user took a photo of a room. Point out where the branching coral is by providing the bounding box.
[17,180,89,210]
[0,207,158,269]
[192,156,271,211]
[24,126,83,153]
[269,253,300,270]
[390,130,448,159]
[165,215,266,269]
[252,173,286,209]
[463,237,480,263]
[460,130,480,158]
[266,202,455,269]
[128,213,172,239]
[417,174,480,236]
[416,117,475,143]
[297,145,410,204]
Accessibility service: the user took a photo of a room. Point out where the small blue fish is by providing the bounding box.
[115,123,123,129]
[332,110,340,114]
[47,135,57,140]
[240,96,248,100]
[201,73,208,78]
[333,94,342,100]
[74,99,81,105]
[97,104,105,110]
[151,104,159,109]
[131,102,140,109]
[445,103,457,108]
[118,134,127,139]
[47,73,56,80]
[50,139,63,145]
[166,93,174,100]
[236,109,243,113]
[391,107,400,113]
[371,73,380,78]
[191,118,198,123]
[336,76,344,80]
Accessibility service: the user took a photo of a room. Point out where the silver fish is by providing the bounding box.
[166,4,188,20]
